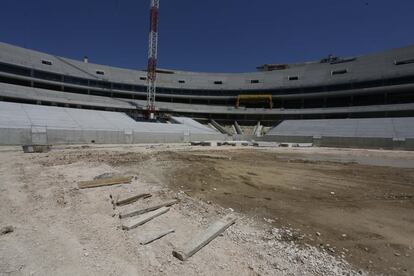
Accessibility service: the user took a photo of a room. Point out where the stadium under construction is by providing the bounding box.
[0,41,413,149]
[1,3,414,276]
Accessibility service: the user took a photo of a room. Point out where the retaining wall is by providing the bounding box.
[260,135,414,150]
[0,127,226,146]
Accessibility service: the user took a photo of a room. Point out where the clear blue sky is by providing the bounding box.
[1,0,413,73]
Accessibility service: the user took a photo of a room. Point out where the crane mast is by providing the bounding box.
[146,0,159,119]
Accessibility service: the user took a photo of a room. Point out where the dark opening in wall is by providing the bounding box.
[303,86,325,93]
[96,70,105,75]
[113,83,122,90]
[388,110,414,117]
[33,81,62,91]
[1,96,38,105]
[178,80,186,84]
[241,101,270,109]
[33,70,62,82]
[172,97,191,104]
[353,80,384,89]
[326,96,351,107]
[272,99,283,108]
[332,69,348,75]
[326,83,353,91]
[330,57,356,64]
[325,113,348,119]
[304,98,325,108]
[214,81,223,85]
[140,77,147,80]
[133,94,147,101]
[283,99,302,109]
[41,60,53,66]
[157,87,166,94]
[64,86,88,94]
[0,62,31,76]
[64,76,89,86]
[191,98,209,105]
[388,91,414,104]
[250,80,260,84]
[288,76,299,81]
[177,89,188,95]
[353,94,386,106]
[387,75,414,85]
[89,90,109,97]
[90,80,111,89]
[0,75,31,87]
[133,85,145,92]
[112,92,134,99]
[208,99,227,105]
[394,58,414,66]
[122,84,133,91]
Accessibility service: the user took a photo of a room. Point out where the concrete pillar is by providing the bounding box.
[234,121,243,135]
[313,135,322,147]
[392,137,406,150]
[253,121,263,137]
[125,129,133,144]
[183,129,190,143]
[31,126,47,145]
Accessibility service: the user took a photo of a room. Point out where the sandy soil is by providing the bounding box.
[0,144,413,275]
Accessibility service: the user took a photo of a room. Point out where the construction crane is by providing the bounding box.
[146,0,160,119]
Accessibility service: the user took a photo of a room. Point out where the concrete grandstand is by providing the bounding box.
[0,101,225,145]
[0,42,414,124]
[265,117,414,150]
[0,42,414,148]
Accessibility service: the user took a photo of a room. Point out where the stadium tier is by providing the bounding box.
[0,42,413,125]
[265,117,414,150]
[0,101,225,145]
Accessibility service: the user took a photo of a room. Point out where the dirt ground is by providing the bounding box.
[0,144,413,275]
[161,148,414,276]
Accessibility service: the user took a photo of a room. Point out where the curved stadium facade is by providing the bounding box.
[0,42,414,126]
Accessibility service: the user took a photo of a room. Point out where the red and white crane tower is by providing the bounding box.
[146,0,159,119]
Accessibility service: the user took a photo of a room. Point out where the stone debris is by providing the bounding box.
[1,226,14,235]
[22,144,51,153]
[264,218,275,224]
[190,141,314,148]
